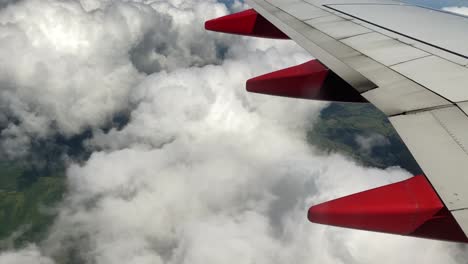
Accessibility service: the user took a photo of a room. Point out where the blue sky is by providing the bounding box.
[407,0,468,9]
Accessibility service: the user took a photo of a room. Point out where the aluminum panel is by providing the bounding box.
[390,106,468,210]
[392,56,468,103]
[432,107,468,152]
[342,54,405,88]
[457,102,468,117]
[362,79,450,115]
[326,4,468,59]
[452,210,468,238]
[304,15,345,26]
[312,20,371,39]
[345,15,468,66]
[279,1,329,20]
[286,2,468,65]
[412,42,468,66]
[300,27,361,59]
[342,32,430,66]
[266,0,300,6]
[348,19,418,45]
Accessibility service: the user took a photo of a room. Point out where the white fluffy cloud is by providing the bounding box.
[0,0,235,157]
[355,133,390,154]
[443,6,468,16]
[1,0,468,263]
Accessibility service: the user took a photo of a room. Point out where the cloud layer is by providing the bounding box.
[0,0,235,157]
[1,0,468,263]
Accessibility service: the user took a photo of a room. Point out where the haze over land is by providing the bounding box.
[0,0,468,263]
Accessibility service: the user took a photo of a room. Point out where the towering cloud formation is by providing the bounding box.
[1,0,468,263]
[0,0,235,157]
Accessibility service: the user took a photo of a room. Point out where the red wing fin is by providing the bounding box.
[247,60,366,102]
[205,9,289,39]
[308,175,468,243]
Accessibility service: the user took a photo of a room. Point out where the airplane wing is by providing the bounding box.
[205,0,468,243]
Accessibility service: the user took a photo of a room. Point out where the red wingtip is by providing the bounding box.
[205,9,289,39]
[308,175,468,242]
[246,60,366,102]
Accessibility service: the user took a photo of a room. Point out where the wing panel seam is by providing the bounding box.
[387,54,433,67]
[323,5,468,60]
[430,110,468,157]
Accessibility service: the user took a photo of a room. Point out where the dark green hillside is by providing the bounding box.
[0,161,65,248]
[307,103,422,175]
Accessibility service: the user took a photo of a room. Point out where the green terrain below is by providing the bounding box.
[308,103,421,175]
[0,160,65,248]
